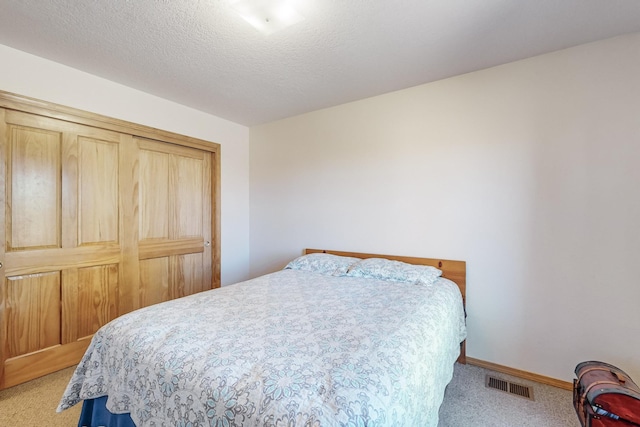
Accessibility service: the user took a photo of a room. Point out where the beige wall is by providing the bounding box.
[250,33,640,382]
[0,44,251,286]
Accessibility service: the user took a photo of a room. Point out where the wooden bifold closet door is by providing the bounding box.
[0,92,220,389]
[137,138,212,307]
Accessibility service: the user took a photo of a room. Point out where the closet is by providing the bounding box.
[0,91,220,389]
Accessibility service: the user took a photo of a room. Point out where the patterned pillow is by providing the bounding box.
[284,253,362,276]
[346,258,442,284]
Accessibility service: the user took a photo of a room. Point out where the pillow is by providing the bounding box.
[284,253,362,276]
[346,258,442,284]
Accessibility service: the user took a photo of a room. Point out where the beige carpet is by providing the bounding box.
[438,363,580,426]
[0,366,80,426]
[0,363,579,426]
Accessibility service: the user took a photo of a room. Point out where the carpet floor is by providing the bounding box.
[0,366,80,426]
[0,363,580,426]
[439,363,580,426]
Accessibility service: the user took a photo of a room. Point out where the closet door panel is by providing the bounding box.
[171,253,205,299]
[61,264,120,344]
[136,138,211,302]
[139,149,169,240]
[139,257,169,307]
[76,264,119,339]
[173,155,203,238]
[6,272,61,358]
[1,111,125,388]
[7,126,61,250]
[0,93,220,389]
[78,137,119,245]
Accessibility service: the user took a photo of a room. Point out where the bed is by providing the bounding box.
[57,249,467,427]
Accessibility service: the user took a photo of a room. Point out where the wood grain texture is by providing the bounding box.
[6,272,61,358]
[305,248,467,363]
[137,137,209,158]
[3,340,90,389]
[61,133,79,249]
[171,253,205,299]
[211,150,221,289]
[0,91,221,153]
[203,153,213,290]
[118,134,140,315]
[4,245,120,276]
[61,269,79,344]
[139,138,208,240]
[7,125,61,250]
[0,91,221,389]
[172,155,203,239]
[76,264,118,339]
[139,148,169,240]
[138,238,204,260]
[137,137,212,303]
[139,257,170,307]
[5,109,122,142]
[0,109,7,387]
[78,137,119,245]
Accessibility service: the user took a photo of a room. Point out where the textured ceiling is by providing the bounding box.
[1,0,640,126]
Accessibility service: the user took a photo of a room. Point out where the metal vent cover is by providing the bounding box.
[485,375,534,400]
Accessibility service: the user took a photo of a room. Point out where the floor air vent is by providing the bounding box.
[485,375,534,400]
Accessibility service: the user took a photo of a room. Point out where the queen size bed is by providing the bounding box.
[57,249,467,426]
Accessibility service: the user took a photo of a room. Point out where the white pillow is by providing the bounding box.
[284,253,362,276]
[346,258,442,284]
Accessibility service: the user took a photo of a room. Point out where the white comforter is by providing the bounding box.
[58,269,466,426]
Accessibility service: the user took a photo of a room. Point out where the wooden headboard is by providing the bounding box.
[305,248,467,364]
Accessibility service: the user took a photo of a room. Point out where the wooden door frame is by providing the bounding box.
[0,108,6,388]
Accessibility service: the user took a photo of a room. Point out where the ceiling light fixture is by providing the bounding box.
[228,0,305,35]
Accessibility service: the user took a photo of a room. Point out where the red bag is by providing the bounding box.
[574,361,640,426]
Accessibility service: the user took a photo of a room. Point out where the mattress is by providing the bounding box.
[58,269,466,426]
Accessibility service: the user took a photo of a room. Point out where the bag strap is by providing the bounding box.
[577,366,627,385]
[611,370,627,384]
[584,380,624,397]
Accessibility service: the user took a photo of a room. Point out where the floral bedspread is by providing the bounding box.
[58,269,466,426]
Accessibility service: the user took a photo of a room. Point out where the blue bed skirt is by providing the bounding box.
[78,396,136,427]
